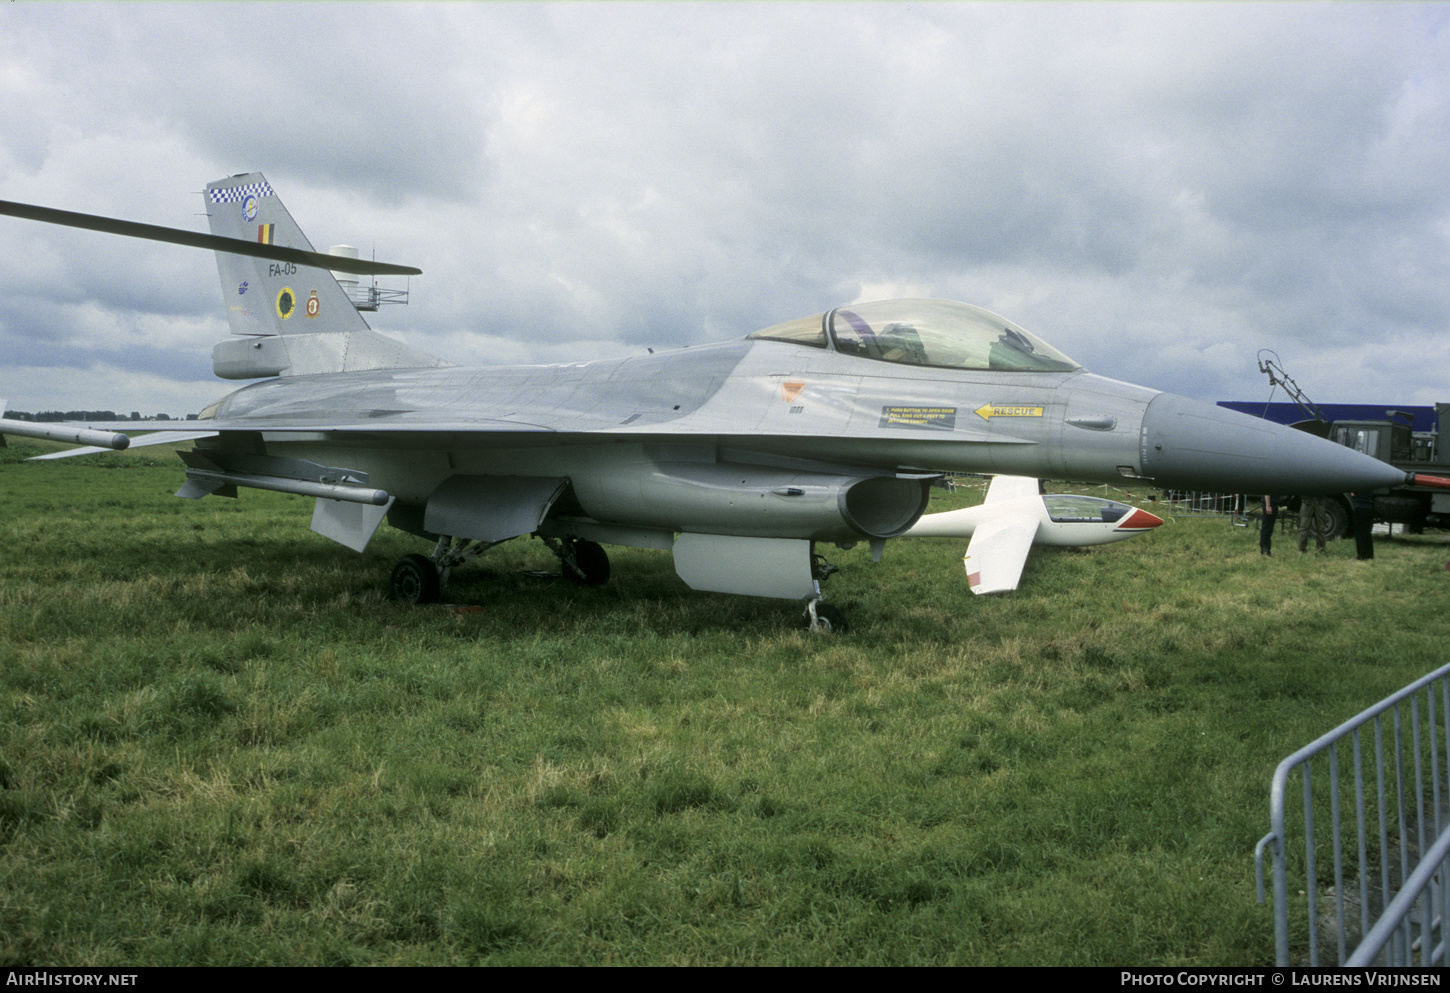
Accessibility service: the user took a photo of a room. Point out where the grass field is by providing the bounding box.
[2,440,1447,965]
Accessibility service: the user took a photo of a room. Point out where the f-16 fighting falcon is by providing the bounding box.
[0,174,1427,630]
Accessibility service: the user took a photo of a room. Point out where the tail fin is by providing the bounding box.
[206,173,368,338]
[204,173,445,377]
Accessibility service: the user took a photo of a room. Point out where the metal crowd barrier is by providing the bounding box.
[1254,663,1450,966]
[1161,491,1245,519]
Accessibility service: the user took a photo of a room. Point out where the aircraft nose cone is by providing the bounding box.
[1121,507,1164,531]
[1140,393,1408,495]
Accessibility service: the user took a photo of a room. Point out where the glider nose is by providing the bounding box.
[1139,393,1408,494]
[1119,507,1164,532]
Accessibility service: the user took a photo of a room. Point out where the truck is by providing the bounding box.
[1222,353,1450,537]
[1325,405,1450,534]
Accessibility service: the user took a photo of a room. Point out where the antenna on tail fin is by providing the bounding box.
[327,245,409,312]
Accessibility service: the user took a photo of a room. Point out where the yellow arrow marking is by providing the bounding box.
[975,403,1044,421]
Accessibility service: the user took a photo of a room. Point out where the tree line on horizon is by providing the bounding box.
[3,410,197,423]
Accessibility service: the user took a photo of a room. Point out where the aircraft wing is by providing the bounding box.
[962,512,1040,595]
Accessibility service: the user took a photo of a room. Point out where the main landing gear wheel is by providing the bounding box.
[390,553,441,604]
[803,601,848,634]
[562,539,611,586]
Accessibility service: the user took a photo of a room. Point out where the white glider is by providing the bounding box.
[906,475,1164,594]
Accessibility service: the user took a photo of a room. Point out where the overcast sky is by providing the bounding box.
[1,1,1448,418]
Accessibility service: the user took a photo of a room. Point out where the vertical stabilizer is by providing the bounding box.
[204,173,445,377]
[205,173,370,338]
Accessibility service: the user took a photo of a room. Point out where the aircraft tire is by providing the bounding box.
[390,553,441,604]
[803,603,849,634]
[564,540,611,586]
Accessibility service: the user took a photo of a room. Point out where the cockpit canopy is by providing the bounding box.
[1043,494,1131,525]
[747,299,1080,373]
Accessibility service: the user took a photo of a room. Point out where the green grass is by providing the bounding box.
[2,443,1447,965]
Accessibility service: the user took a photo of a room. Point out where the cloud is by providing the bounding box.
[1,1,1448,418]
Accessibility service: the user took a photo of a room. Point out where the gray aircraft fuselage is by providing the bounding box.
[201,326,1404,543]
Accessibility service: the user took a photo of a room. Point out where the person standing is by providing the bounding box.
[1298,495,1330,553]
[1260,495,1279,556]
[1352,491,1375,560]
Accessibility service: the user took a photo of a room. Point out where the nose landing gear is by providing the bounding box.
[803,599,848,634]
[802,550,848,633]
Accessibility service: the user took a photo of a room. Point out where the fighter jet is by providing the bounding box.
[0,173,1426,630]
[905,475,1164,594]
